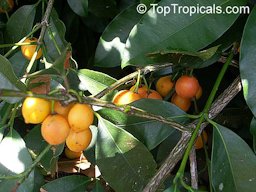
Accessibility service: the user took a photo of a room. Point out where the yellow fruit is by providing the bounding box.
[21,37,42,60]
[66,129,92,152]
[195,131,208,149]
[41,114,70,145]
[22,97,51,124]
[54,101,74,118]
[156,76,174,97]
[68,103,94,132]
[112,90,142,105]
[64,147,82,159]
[195,86,203,100]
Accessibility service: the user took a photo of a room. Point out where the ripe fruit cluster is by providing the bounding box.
[112,85,163,105]
[156,75,202,112]
[22,97,94,155]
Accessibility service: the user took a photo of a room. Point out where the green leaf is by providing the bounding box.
[147,45,220,69]
[0,55,26,103]
[78,69,117,100]
[44,9,68,61]
[250,117,256,153]
[0,130,34,192]
[121,0,247,67]
[240,7,256,117]
[94,4,143,67]
[211,124,256,192]
[92,180,105,192]
[88,0,118,18]
[98,99,188,150]
[67,0,88,17]
[96,116,157,191]
[9,51,28,78]
[24,125,64,174]
[5,4,36,43]
[41,175,90,192]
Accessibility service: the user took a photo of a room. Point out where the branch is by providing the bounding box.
[189,147,198,189]
[94,63,173,99]
[143,76,242,192]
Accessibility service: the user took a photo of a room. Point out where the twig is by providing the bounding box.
[94,63,173,99]
[143,76,242,192]
[0,89,189,132]
[189,147,198,189]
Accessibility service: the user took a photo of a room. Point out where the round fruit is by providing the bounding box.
[112,90,142,105]
[41,114,70,145]
[54,101,74,118]
[195,131,208,149]
[130,85,148,98]
[156,76,174,97]
[175,75,199,99]
[146,90,163,100]
[171,94,191,112]
[22,97,51,124]
[196,85,203,100]
[68,103,94,132]
[66,129,92,152]
[0,0,14,13]
[21,37,42,60]
[64,147,82,159]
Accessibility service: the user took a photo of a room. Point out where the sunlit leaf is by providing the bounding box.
[211,124,256,192]
[96,116,156,191]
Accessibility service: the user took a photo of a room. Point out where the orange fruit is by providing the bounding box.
[41,114,70,145]
[54,101,74,118]
[22,97,51,124]
[0,0,14,13]
[66,129,92,152]
[112,90,142,105]
[195,85,203,100]
[175,75,199,99]
[130,85,148,98]
[156,76,174,97]
[146,90,163,100]
[171,94,191,112]
[64,147,82,159]
[68,103,94,132]
[195,131,208,149]
[21,37,42,60]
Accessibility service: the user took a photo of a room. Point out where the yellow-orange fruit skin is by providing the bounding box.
[41,115,70,145]
[68,103,94,132]
[112,90,142,105]
[66,129,92,152]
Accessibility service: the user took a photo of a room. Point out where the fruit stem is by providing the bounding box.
[9,103,19,134]
[173,51,234,185]
[25,45,42,74]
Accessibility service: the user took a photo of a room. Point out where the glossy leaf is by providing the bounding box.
[0,130,34,192]
[24,125,64,174]
[5,4,36,43]
[94,4,143,67]
[211,124,256,192]
[250,117,256,153]
[240,7,256,117]
[41,175,90,192]
[78,69,117,100]
[44,9,68,61]
[121,0,247,67]
[9,51,28,78]
[98,99,188,150]
[0,55,26,103]
[88,0,118,18]
[67,0,88,17]
[96,116,157,191]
